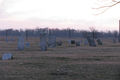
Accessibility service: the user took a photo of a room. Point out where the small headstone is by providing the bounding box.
[11,37,14,42]
[40,33,47,51]
[2,53,13,60]
[113,39,116,43]
[84,38,88,45]
[6,37,9,42]
[76,41,80,46]
[71,40,75,44]
[68,39,71,43]
[87,35,96,46]
[97,39,103,45]
[57,41,62,46]
[26,42,30,47]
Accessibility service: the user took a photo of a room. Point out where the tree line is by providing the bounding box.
[0,27,118,39]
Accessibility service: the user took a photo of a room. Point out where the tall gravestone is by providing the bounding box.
[11,37,14,42]
[17,36,24,50]
[87,35,96,46]
[40,33,47,51]
[97,39,103,45]
[48,36,56,47]
[6,37,9,42]
[6,30,9,42]
[84,38,88,45]
[113,39,116,43]
[25,30,30,47]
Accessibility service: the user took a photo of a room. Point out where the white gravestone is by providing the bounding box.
[17,36,24,50]
[2,53,13,60]
[84,38,88,45]
[40,33,47,51]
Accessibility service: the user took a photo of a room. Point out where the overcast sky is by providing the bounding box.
[0,0,120,31]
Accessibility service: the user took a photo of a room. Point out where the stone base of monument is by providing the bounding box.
[2,53,13,60]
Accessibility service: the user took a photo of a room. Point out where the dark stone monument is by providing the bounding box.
[87,35,96,46]
[2,53,13,60]
[97,39,103,45]
[71,40,75,44]
[40,33,47,51]
[57,41,62,46]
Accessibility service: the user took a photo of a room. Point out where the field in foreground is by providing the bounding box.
[0,37,120,80]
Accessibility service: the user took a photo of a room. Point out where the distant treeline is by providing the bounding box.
[0,28,118,38]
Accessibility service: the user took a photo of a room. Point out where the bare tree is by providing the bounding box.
[92,0,120,15]
[89,26,99,39]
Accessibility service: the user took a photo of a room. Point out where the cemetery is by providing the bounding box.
[0,35,120,80]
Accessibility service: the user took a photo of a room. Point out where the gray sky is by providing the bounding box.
[0,0,120,31]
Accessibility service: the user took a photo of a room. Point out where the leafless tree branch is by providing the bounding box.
[92,0,120,15]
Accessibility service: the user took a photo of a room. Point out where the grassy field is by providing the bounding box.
[0,37,120,80]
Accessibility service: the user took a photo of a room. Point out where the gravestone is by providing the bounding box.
[17,36,24,50]
[57,41,62,46]
[6,37,9,42]
[76,41,80,46]
[40,33,47,50]
[26,42,30,47]
[39,42,41,46]
[68,39,71,43]
[87,35,96,46]
[2,53,13,60]
[11,37,14,42]
[97,39,103,45]
[84,38,88,45]
[71,40,75,44]
[113,39,116,43]
[48,36,56,47]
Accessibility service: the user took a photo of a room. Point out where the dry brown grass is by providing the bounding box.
[0,37,120,80]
